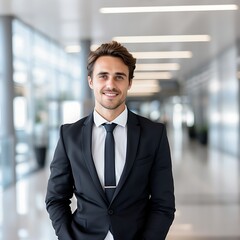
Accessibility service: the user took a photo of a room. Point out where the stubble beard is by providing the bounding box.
[100,98,125,111]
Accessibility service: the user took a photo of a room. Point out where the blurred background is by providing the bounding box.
[0,0,239,239]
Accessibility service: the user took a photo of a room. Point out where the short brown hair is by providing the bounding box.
[87,41,136,81]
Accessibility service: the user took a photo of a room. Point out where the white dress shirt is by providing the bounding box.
[92,108,128,240]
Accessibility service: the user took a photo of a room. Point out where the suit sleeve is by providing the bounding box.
[142,125,175,240]
[45,125,74,240]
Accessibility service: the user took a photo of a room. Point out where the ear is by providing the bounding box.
[88,76,93,89]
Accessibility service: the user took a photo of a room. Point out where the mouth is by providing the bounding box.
[103,91,119,97]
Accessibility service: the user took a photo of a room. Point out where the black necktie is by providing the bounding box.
[103,123,117,203]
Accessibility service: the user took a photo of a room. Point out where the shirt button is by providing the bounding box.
[108,209,114,215]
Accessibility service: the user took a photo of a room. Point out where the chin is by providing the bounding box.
[103,105,119,110]
[101,102,123,111]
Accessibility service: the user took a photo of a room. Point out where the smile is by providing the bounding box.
[103,92,118,97]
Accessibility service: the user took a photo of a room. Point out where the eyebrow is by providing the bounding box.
[97,71,108,76]
[115,72,127,77]
[97,72,127,77]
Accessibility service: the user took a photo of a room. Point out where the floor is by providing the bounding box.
[1,127,240,240]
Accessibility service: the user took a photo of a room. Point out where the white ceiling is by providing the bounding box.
[1,0,240,84]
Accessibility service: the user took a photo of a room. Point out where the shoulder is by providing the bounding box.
[60,114,92,135]
[128,110,165,129]
[128,111,170,147]
[128,110,167,139]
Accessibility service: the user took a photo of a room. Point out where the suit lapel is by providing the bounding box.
[81,114,107,202]
[81,111,141,205]
[112,111,140,201]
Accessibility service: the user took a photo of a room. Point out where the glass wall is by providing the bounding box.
[184,44,239,156]
[12,19,81,180]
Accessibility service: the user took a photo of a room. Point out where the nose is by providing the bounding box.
[106,77,115,89]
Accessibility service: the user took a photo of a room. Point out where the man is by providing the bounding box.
[45,41,175,240]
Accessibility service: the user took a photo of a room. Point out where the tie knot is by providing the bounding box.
[103,123,117,132]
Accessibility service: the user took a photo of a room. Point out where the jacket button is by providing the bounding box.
[108,209,114,215]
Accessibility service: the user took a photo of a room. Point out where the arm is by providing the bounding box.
[45,125,74,239]
[143,125,175,240]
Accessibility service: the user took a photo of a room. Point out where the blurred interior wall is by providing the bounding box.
[184,44,239,157]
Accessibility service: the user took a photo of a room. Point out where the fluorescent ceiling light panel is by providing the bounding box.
[113,35,211,43]
[134,72,172,79]
[130,85,160,93]
[100,4,238,13]
[133,79,159,84]
[131,79,159,88]
[132,51,192,59]
[128,91,157,96]
[128,80,161,96]
[136,63,180,71]
[65,45,81,53]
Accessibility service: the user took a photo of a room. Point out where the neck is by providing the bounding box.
[95,105,126,122]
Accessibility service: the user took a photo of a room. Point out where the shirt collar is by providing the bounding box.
[93,107,128,128]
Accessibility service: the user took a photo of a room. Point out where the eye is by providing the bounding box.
[116,75,124,80]
[99,74,108,80]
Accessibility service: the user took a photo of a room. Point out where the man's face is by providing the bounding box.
[88,56,132,115]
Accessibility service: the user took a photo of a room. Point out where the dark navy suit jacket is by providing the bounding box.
[45,110,175,240]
